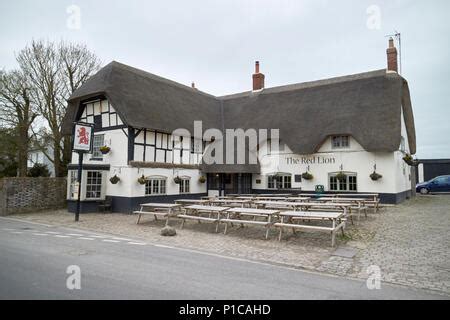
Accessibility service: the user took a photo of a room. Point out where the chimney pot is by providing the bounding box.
[388,37,395,48]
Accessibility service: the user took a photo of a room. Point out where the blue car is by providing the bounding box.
[416,175,450,194]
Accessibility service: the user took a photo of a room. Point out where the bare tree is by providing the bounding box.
[0,69,36,176]
[59,41,102,169]
[17,40,101,177]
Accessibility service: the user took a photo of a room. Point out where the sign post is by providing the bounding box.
[72,122,94,222]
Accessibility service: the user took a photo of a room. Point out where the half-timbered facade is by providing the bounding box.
[62,39,417,212]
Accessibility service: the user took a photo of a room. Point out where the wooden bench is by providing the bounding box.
[134,210,171,224]
[134,203,182,226]
[179,205,230,233]
[254,201,305,211]
[221,208,280,239]
[275,211,346,247]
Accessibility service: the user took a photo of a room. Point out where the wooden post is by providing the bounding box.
[75,151,83,222]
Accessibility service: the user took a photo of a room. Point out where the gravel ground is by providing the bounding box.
[7,195,450,296]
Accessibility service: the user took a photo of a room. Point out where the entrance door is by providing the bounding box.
[207,173,253,195]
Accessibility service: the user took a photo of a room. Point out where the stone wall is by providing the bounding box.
[0,177,67,215]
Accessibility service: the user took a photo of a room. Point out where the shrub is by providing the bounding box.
[27,163,50,177]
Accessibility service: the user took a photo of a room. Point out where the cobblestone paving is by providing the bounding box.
[317,195,450,294]
[7,195,450,296]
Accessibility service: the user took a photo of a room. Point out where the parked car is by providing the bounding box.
[416,175,450,194]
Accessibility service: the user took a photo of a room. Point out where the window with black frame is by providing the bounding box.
[145,177,167,195]
[86,171,103,199]
[268,174,291,189]
[329,173,357,191]
[179,178,190,194]
[331,135,350,149]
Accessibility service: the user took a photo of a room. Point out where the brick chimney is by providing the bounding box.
[252,61,265,91]
[386,37,398,72]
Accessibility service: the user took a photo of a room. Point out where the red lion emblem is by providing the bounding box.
[77,127,89,145]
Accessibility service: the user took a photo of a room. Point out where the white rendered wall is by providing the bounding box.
[253,136,405,194]
[104,167,206,197]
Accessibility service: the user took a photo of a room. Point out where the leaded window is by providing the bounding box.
[145,178,167,195]
[86,171,103,199]
[92,134,104,159]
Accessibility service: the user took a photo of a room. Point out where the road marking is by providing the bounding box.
[33,233,48,236]
[90,235,108,238]
[10,231,23,234]
[46,231,60,234]
[127,242,146,245]
[78,237,95,241]
[154,244,174,249]
[67,233,84,236]
[111,237,132,241]
[102,239,120,243]
[2,228,16,231]
[0,216,53,227]
[54,235,71,238]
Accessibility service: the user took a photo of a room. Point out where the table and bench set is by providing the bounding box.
[132,193,380,247]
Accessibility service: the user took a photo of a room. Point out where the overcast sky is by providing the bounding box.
[1,0,449,158]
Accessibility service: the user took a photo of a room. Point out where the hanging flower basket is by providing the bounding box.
[402,153,413,165]
[402,154,419,166]
[173,176,181,184]
[100,146,111,154]
[198,176,206,183]
[335,172,347,181]
[301,172,314,180]
[370,171,383,181]
[109,174,120,184]
[137,174,146,185]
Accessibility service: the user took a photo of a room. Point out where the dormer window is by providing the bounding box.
[331,135,350,149]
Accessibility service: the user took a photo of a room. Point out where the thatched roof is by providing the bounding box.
[62,61,416,173]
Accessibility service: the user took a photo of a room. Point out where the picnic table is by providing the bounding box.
[175,199,210,205]
[298,193,333,197]
[235,196,257,200]
[254,201,306,211]
[336,193,379,199]
[221,208,280,239]
[293,202,355,224]
[315,197,369,219]
[209,199,252,207]
[178,205,230,233]
[253,196,288,201]
[258,193,293,197]
[134,203,182,226]
[275,211,346,247]
[335,194,380,213]
[285,197,311,202]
